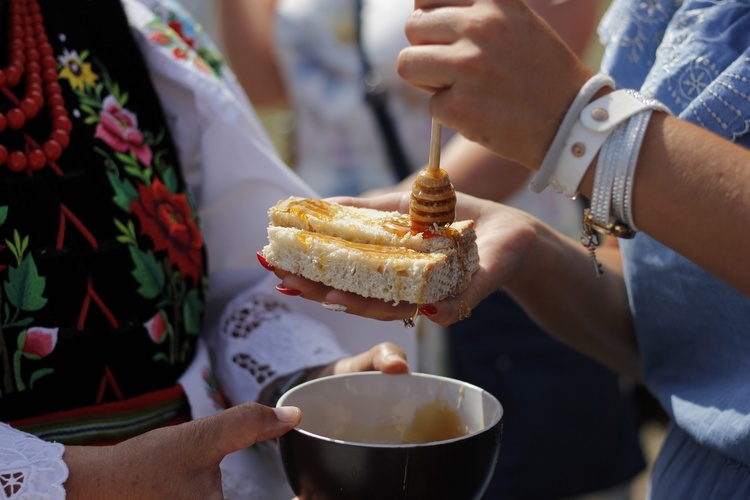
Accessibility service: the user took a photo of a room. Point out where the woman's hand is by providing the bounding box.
[272,192,540,327]
[63,402,301,500]
[397,0,592,169]
[310,341,410,380]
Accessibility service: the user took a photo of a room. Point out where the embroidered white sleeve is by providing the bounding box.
[210,284,350,407]
[0,423,68,499]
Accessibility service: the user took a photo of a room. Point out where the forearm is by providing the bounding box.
[218,0,288,107]
[441,136,531,202]
[578,113,750,298]
[506,220,640,380]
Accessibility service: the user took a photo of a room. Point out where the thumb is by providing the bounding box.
[332,342,410,375]
[193,402,301,460]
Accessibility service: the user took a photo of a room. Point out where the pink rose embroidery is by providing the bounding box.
[145,312,168,343]
[22,327,58,358]
[95,95,153,167]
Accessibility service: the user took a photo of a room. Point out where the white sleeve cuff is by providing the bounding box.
[0,423,68,499]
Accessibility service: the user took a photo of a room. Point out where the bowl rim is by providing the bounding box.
[276,371,504,449]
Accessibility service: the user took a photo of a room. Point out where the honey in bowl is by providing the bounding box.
[326,397,469,445]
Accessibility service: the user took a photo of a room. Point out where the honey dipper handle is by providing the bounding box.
[428,118,442,173]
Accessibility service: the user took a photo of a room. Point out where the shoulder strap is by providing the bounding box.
[354,0,413,181]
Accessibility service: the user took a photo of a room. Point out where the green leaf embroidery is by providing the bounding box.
[29,368,54,389]
[4,255,47,312]
[106,170,139,211]
[182,288,203,336]
[161,166,179,194]
[129,247,165,299]
[0,206,8,226]
[153,352,169,362]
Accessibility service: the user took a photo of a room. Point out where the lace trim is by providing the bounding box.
[0,423,67,499]
[211,289,348,406]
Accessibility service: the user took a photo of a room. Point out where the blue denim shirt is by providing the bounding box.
[598,0,750,490]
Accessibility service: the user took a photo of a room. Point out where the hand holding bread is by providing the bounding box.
[262,192,540,326]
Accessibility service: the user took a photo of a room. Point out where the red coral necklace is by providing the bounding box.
[0,0,71,173]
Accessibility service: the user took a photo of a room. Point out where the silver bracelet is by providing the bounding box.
[614,109,653,231]
[590,119,627,227]
[587,108,654,237]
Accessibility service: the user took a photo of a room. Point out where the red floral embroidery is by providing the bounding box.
[144,312,168,343]
[173,47,188,60]
[130,179,203,282]
[22,327,58,358]
[148,31,171,45]
[168,21,195,49]
[95,95,153,167]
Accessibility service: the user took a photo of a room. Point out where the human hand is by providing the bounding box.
[309,341,410,380]
[397,0,592,169]
[63,402,301,500]
[271,192,540,327]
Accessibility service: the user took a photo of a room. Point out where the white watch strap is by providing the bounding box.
[549,90,668,198]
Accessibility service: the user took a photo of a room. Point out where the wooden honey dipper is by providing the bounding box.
[410,118,457,232]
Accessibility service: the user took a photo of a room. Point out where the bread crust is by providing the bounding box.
[263,197,478,304]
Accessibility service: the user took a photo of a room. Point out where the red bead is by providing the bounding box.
[26,49,40,64]
[29,91,44,109]
[53,116,72,133]
[6,108,26,129]
[50,105,67,120]
[19,97,38,118]
[50,129,69,148]
[27,149,46,170]
[40,54,56,69]
[25,61,40,74]
[0,146,7,165]
[7,152,27,173]
[9,26,24,40]
[9,48,24,64]
[42,140,62,161]
[26,72,42,86]
[42,67,57,83]
[38,42,53,57]
[24,36,36,49]
[44,81,62,97]
[47,94,64,108]
[5,66,21,87]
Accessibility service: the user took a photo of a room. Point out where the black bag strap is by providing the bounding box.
[354,0,413,181]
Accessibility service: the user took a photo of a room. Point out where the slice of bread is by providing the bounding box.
[262,197,479,304]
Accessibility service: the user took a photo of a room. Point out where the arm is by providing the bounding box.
[1,404,299,500]
[397,0,750,298]
[384,0,600,202]
[271,191,641,379]
[218,0,288,108]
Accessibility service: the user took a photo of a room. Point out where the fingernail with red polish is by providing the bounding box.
[276,284,301,296]
[257,251,275,271]
[418,305,437,316]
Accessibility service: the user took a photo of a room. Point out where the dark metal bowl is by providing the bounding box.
[277,372,503,500]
